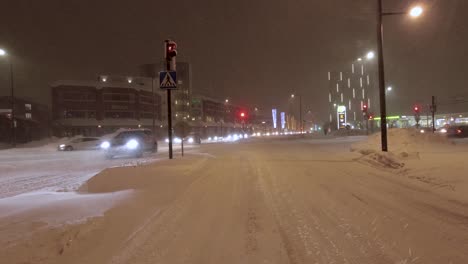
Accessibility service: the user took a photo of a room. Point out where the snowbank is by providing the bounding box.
[329,129,368,137]
[351,128,468,201]
[351,128,454,169]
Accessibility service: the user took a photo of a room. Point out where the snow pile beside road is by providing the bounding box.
[350,128,452,169]
[353,128,451,153]
[329,129,367,137]
[351,128,468,200]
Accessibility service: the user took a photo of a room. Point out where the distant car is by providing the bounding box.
[419,127,434,134]
[446,125,468,138]
[186,132,202,144]
[164,133,201,144]
[100,129,157,159]
[58,137,101,151]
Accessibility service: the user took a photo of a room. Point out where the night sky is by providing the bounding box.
[1,0,467,119]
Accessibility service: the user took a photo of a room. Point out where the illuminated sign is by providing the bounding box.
[272,109,277,129]
[280,112,285,129]
[337,105,347,129]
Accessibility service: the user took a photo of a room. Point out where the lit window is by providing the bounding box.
[25,113,32,119]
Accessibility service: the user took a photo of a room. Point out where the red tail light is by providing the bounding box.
[457,129,462,134]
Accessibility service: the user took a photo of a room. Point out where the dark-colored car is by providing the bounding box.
[100,129,157,159]
[446,125,468,138]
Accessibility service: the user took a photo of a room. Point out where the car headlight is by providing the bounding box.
[165,138,169,143]
[100,141,110,149]
[125,139,139,149]
[174,138,182,144]
[420,129,425,133]
[59,144,65,148]
[440,128,447,133]
[188,137,194,143]
[208,137,212,141]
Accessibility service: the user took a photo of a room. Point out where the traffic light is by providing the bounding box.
[362,104,368,119]
[413,105,421,127]
[165,40,177,60]
[240,112,246,119]
[362,104,368,112]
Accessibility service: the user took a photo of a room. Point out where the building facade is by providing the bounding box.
[0,96,50,144]
[52,77,163,137]
[327,61,376,130]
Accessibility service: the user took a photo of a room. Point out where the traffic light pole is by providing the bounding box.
[166,60,173,159]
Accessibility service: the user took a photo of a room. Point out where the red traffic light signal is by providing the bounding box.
[362,104,368,112]
[165,41,177,59]
[240,112,246,118]
[413,105,420,113]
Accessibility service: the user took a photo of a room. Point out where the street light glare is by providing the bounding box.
[387,86,392,91]
[357,58,362,61]
[366,51,375,60]
[410,6,423,17]
[0,49,6,56]
[291,94,295,98]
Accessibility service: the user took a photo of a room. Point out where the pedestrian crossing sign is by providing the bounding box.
[159,71,177,89]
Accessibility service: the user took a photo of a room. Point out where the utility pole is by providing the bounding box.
[151,77,156,151]
[9,62,16,147]
[431,96,436,132]
[377,0,388,151]
[299,95,303,134]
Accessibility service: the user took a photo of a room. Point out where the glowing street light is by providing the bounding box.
[357,57,362,61]
[410,6,423,17]
[375,0,425,152]
[366,51,375,60]
[387,86,392,91]
[290,94,295,98]
[225,99,229,103]
[0,49,6,56]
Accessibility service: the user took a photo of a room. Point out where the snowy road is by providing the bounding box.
[0,144,196,199]
[2,136,468,263]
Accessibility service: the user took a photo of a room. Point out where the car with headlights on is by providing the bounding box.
[58,137,101,151]
[100,129,157,159]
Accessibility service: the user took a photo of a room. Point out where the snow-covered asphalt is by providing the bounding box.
[2,135,468,263]
[0,144,197,199]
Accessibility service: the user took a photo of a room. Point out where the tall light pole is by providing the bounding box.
[0,48,15,147]
[376,2,423,152]
[291,94,303,133]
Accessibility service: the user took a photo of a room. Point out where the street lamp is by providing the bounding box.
[387,86,392,92]
[376,1,423,152]
[225,99,229,103]
[290,93,303,133]
[0,48,16,147]
[366,51,375,60]
[410,6,423,17]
